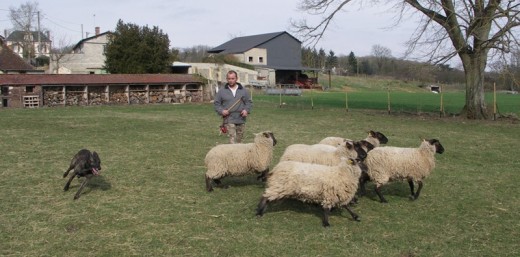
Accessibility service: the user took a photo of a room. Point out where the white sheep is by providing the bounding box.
[319,130,389,149]
[364,139,444,203]
[279,140,367,165]
[204,131,277,192]
[256,158,362,227]
[319,130,389,197]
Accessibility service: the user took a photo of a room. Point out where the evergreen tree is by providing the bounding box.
[325,50,338,70]
[347,51,358,75]
[105,20,172,74]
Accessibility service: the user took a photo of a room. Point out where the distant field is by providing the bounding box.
[0,103,518,256]
[252,89,519,116]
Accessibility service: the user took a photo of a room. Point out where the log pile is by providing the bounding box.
[38,85,203,107]
[88,87,108,105]
[129,92,147,104]
[109,89,127,104]
[89,92,108,105]
[43,87,64,106]
[150,91,168,103]
[65,92,87,106]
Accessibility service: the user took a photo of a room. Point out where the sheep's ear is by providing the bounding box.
[368,130,375,137]
[345,141,354,149]
[348,158,355,165]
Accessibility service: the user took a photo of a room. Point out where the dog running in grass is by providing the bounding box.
[63,149,102,200]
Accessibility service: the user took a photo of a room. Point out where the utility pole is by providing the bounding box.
[37,11,41,57]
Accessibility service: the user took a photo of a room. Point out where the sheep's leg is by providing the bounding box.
[256,197,269,217]
[358,172,370,196]
[63,172,77,191]
[214,179,229,189]
[256,169,269,182]
[205,175,213,192]
[322,207,332,227]
[73,175,91,200]
[343,205,361,222]
[411,181,423,200]
[375,184,388,203]
[407,178,415,199]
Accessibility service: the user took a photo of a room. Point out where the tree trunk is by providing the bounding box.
[460,56,489,120]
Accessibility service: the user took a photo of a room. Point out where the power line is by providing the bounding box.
[43,17,81,33]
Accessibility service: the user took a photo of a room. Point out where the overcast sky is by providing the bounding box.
[1,0,447,63]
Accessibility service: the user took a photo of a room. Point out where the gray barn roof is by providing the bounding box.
[6,31,51,42]
[208,31,301,54]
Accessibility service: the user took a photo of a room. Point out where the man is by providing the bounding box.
[214,70,253,143]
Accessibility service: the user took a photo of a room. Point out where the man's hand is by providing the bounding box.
[240,110,248,117]
[222,109,229,117]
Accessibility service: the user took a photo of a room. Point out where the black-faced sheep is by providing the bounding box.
[319,130,389,197]
[204,131,277,192]
[319,130,389,149]
[256,158,362,227]
[364,139,444,203]
[279,140,367,165]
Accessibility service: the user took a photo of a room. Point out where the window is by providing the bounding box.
[248,56,253,62]
[259,57,264,63]
[26,86,34,93]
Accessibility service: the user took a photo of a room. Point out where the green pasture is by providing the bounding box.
[0,102,519,256]
[253,89,519,116]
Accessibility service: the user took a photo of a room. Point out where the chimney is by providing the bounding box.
[95,27,100,36]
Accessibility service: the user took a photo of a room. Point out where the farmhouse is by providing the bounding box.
[0,74,204,108]
[4,30,52,59]
[48,27,112,74]
[207,31,318,87]
[0,38,41,74]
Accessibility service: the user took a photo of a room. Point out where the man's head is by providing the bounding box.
[226,70,238,87]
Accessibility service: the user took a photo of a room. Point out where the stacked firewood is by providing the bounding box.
[89,92,109,105]
[65,92,87,106]
[150,91,168,103]
[43,90,64,106]
[109,90,127,104]
[129,92,147,104]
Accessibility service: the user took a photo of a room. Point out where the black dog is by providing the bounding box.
[63,149,102,200]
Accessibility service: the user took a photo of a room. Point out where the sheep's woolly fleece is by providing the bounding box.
[319,130,388,148]
[205,131,276,179]
[364,139,443,186]
[279,140,363,165]
[262,158,362,209]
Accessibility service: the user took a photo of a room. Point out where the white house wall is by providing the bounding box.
[49,34,109,74]
[188,63,257,85]
[243,48,267,65]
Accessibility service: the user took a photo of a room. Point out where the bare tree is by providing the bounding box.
[371,44,392,72]
[49,37,73,74]
[9,1,41,61]
[291,0,520,119]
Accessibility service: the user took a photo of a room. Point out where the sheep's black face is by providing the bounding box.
[351,141,367,160]
[263,132,277,146]
[89,151,102,175]
[376,131,389,144]
[370,130,389,144]
[360,140,375,152]
[428,139,444,154]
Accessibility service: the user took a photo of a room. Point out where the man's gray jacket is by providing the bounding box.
[214,83,253,124]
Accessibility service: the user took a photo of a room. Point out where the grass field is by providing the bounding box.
[1,100,519,256]
[252,89,519,117]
